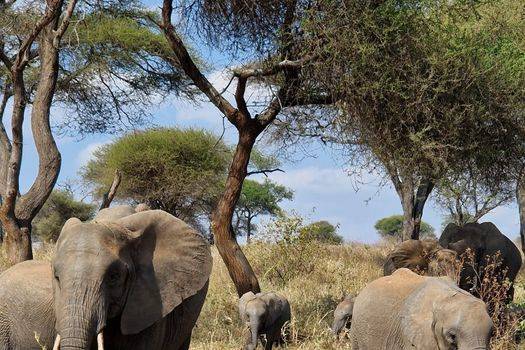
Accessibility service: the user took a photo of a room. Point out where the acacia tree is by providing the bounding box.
[434,165,514,226]
[0,0,79,263]
[157,0,333,295]
[0,2,193,263]
[234,179,293,243]
[270,0,525,240]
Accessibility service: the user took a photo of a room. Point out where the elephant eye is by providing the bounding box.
[107,271,121,285]
[445,330,457,345]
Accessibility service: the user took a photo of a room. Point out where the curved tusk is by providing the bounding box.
[97,331,104,350]
[52,334,60,350]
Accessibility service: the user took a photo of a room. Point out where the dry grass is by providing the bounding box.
[1,241,524,349]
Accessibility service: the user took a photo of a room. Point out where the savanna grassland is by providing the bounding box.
[2,241,525,349]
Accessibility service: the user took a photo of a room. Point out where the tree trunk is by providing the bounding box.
[517,177,525,254]
[410,179,434,239]
[397,178,434,241]
[0,217,32,263]
[212,129,261,296]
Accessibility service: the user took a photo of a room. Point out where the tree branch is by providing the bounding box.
[246,168,284,177]
[53,0,78,46]
[160,0,241,125]
[232,59,307,79]
[99,169,122,210]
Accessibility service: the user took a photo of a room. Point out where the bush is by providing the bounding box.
[299,221,343,244]
[33,190,96,242]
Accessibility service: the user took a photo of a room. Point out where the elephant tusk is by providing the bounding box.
[52,334,60,350]
[97,331,104,350]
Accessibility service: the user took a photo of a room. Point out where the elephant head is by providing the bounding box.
[432,292,493,350]
[331,295,354,336]
[51,210,212,350]
[239,292,266,350]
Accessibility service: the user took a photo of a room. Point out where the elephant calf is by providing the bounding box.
[350,268,493,350]
[332,295,355,337]
[239,291,291,350]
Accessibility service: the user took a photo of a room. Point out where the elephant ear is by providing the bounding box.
[62,217,81,231]
[117,210,212,335]
[239,292,256,320]
[448,239,470,255]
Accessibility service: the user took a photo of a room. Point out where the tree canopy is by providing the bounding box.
[234,179,293,242]
[375,215,436,241]
[270,0,525,240]
[82,127,284,235]
[299,220,343,244]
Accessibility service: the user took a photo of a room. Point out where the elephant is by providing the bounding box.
[0,260,56,350]
[439,222,522,302]
[383,239,457,278]
[93,203,150,222]
[350,268,493,350]
[238,291,291,350]
[331,295,354,337]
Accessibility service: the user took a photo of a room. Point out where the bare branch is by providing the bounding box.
[246,168,284,177]
[160,0,240,125]
[12,2,62,71]
[53,0,78,46]
[99,169,122,210]
[232,59,307,79]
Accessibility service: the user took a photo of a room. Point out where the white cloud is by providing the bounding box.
[77,141,109,167]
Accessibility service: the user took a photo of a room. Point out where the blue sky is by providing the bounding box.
[9,10,522,243]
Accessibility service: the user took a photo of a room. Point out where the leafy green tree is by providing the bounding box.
[271,0,525,241]
[81,128,230,233]
[299,221,343,245]
[234,179,293,243]
[375,215,436,242]
[82,127,280,236]
[33,189,96,243]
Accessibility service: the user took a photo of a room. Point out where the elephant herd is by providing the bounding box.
[0,204,521,350]
[331,222,523,350]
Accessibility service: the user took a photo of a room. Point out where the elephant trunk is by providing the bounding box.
[57,296,106,350]
[246,317,260,350]
[331,316,346,336]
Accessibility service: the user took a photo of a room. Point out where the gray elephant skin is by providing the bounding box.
[0,260,56,349]
[350,268,493,350]
[383,239,457,278]
[0,206,212,350]
[239,291,291,350]
[331,295,354,337]
[439,222,522,301]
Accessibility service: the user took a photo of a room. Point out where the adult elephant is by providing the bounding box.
[0,261,56,349]
[0,208,212,350]
[439,222,522,302]
[51,209,212,349]
[350,268,493,349]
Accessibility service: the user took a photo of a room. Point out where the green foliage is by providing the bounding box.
[234,179,293,239]
[33,190,96,242]
[81,127,230,231]
[299,220,343,245]
[374,215,436,241]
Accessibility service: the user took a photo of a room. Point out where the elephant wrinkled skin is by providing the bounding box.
[239,291,291,350]
[350,268,493,350]
[0,261,56,350]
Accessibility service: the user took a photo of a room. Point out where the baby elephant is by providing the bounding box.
[239,291,291,350]
[332,295,355,337]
